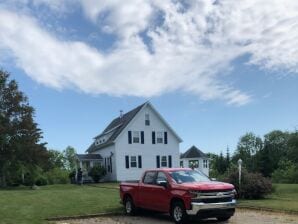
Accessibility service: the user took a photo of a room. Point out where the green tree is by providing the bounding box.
[63,146,77,171]
[48,149,65,170]
[0,70,47,187]
[287,131,298,164]
[233,132,262,172]
[256,130,290,177]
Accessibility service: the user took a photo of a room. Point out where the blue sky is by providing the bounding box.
[1,1,298,154]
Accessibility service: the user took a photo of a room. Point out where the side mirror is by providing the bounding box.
[157,180,168,188]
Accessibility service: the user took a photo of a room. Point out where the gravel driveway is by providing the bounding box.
[57,209,298,224]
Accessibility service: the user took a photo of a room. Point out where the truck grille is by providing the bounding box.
[192,197,233,203]
[190,189,235,204]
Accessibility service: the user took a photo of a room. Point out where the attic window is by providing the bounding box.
[145,113,150,126]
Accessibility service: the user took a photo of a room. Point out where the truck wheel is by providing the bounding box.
[217,216,231,221]
[124,196,136,216]
[171,201,188,224]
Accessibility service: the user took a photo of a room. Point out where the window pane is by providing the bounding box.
[157,131,163,143]
[131,156,137,167]
[161,156,167,167]
[133,131,140,143]
[156,172,167,183]
[143,171,156,184]
[189,160,199,168]
[170,170,210,184]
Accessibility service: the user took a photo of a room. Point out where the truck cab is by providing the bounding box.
[120,168,236,224]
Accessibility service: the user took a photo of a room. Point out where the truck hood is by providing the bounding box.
[178,181,234,191]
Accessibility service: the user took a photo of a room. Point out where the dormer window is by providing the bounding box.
[133,131,140,143]
[145,113,150,126]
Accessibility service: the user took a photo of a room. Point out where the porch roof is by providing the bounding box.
[76,154,103,161]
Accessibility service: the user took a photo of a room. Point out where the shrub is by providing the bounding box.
[272,160,298,184]
[88,165,106,183]
[45,168,69,184]
[68,170,76,184]
[224,169,272,199]
[35,176,48,186]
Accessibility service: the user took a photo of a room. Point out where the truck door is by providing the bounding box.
[138,171,157,209]
[152,171,171,212]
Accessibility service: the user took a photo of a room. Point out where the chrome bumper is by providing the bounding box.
[186,199,237,215]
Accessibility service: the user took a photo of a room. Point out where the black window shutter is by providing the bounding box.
[156,155,160,168]
[152,131,156,144]
[110,157,112,173]
[128,131,132,144]
[141,131,144,144]
[168,155,172,168]
[125,156,129,169]
[138,156,142,168]
[164,132,168,144]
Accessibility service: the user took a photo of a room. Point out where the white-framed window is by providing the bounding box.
[130,156,137,168]
[203,159,208,168]
[189,160,199,168]
[133,131,140,143]
[156,131,163,144]
[161,156,167,167]
[145,113,150,126]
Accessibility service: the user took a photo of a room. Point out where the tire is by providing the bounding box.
[170,201,188,224]
[217,216,231,222]
[124,196,137,216]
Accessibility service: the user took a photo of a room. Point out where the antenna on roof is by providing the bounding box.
[119,110,123,119]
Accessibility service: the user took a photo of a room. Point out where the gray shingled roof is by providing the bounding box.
[86,103,145,153]
[76,154,102,160]
[181,146,208,159]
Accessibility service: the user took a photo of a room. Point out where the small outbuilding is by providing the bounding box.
[180,145,209,176]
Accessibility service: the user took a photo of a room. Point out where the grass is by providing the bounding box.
[0,184,122,224]
[1,183,297,224]
[238,184,298,213]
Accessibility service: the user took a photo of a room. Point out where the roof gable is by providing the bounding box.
[86,101,183,153]
[181,146,207,159]
[86,103,145,153]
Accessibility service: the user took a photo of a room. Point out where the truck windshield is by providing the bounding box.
[169,170,210,183]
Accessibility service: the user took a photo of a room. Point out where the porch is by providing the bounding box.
[75,154,103,183]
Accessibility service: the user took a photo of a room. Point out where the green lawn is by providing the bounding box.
[0,184,122,224]
[238,184,298,213]
[1,183,297,224]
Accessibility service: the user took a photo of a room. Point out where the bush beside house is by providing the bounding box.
[88,165,106,183]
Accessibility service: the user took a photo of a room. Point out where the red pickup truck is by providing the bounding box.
[120,168,236,224]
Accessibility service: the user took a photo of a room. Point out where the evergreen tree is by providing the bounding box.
[0,70,48,187]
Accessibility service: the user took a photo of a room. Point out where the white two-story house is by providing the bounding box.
[78,102,182,181]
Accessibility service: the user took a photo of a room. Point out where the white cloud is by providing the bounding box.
[1,0,298,106]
